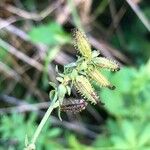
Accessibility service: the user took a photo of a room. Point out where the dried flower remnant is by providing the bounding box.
[73,29,92,59]
[61,99,88,113]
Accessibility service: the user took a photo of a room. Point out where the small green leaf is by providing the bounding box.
[111,135,129,148]
[28,22,70,45]
[65,62,77,68]
[49,82,57,90]
[78,61,88,71]
[100,89,127,116]
[70,69,78,80]
[66,86,71,95]
[58,84,67,103]
[121,120,136,146]
[49,90,56,101]
[138,123,150,146]
[68,135,84,150]
[110,67,137,94]
[48,128,62,138]
[56,77,64,83]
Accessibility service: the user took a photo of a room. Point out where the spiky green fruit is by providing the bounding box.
[93,57,120,71]
[88,68,115,90]
[74,75,98,104]
[73,29,92,59]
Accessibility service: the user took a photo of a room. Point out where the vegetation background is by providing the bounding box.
[0,0,150,149]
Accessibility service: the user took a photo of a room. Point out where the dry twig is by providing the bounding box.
[3,1,62,21]
[126,0,150,32]
[0,38,43,71]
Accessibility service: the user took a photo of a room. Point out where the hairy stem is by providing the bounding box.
[25,94,59,149]
[32,101,58,144]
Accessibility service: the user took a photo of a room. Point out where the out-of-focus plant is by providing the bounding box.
[93,59,150,149]
[24,29,120,149]
[28,22,71,45]
[111,8,150,65]
[0,113,62,150]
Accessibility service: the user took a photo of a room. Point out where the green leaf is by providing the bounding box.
[49,90,56,101]
[121,120,136,146]
[100,89,127,116]
[49,82,57,89]
[58,84,67,103]
[110,67,137,94]
[70,69,78,80]
[111,135,129,148]
[65,62,77,68]
[48,128,62,138]
[93,136,112,147]
[68,135,84,150]
[138,123,150,146]
[28,22,71,45]
[56,77,64,83]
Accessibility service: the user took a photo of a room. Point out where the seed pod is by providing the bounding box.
[88,68,115,90]
[93,57,120,71]
[61,99,88,113]
[74,75,98,104]
[73,29,92,59]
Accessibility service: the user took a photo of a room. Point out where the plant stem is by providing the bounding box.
[31,96,59,145]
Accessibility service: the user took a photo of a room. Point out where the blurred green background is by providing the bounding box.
[0,0,150,149]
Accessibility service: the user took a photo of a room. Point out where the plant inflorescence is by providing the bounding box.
[25,29,120,150]
[51,29,120,118]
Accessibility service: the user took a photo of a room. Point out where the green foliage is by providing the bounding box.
[28,22,71,45]
[68,135,85,150]
[100,60,150,119]
[0,113,62,150]
[94,119,150,149]
[93,59,150,149]
[1,1,150,149]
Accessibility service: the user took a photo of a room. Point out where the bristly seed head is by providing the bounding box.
[51,28,120,120]
[73,29,92,59]
[93,57,120,71]
[88,68,115,90]
[74,75,98,104]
